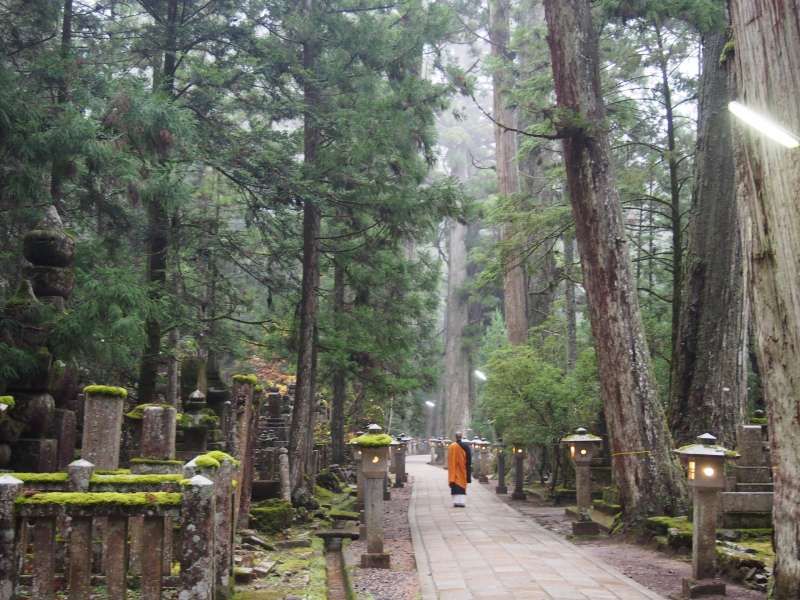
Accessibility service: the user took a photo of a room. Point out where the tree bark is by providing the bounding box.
[138,0,178,405]
[543,0,686,521]
[443,218,470,438]
[563,233,578,371]
[490,0,528,345]
[330,258,346,465]
[668,28,747,448]
[729,0,800,593]
[288,0,322,500]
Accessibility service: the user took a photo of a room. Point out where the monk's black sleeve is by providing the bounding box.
[463,442,472,483]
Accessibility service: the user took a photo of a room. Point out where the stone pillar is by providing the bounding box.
[495,448,508,494]
[68,459,94,491]
[512,449,526,500]
[53,408,77,470]
[141,405,177,460]
[737,425,764,467]
[693,489,720,580]
[359,446,390,569]
[231,376,255,527]
[278,448,291,502]
[393,444,406,488]
[179,475,216,599]
[0,475,22,599]
[81,386,127,470]
[572,461,599,535]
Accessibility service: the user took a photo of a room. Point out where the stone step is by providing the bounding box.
[721,491,773,513]
[736,482,774,493]
[732,466,772,484]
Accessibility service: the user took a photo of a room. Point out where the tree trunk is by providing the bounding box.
[443,218,470,438]
[490,0,528,345]
[330,258,346,465]
[668,28,747,448]
[729,1,800,593]
[563,233,578,371]
[289,0,322,500]
[138,0,178,405]
[543,0,686,521]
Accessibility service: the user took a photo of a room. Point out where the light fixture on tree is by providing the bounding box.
[728,101,800,148]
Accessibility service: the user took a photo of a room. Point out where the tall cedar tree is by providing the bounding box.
[729,0,800,594]
[542,0,686,521]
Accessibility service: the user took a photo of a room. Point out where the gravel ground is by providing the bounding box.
[344,479,419,600]
[506,496,766,600]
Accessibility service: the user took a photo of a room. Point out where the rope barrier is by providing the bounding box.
[610,450,652,457]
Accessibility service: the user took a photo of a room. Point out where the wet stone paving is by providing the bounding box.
[406,455,666,600]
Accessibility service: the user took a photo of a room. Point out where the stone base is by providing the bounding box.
[495,485,508,495]
[478,475,489,483]
[360,553,390,569]
[511,490,527,500]
[130,462,183,475]
[359,524,367,539]
[383,490,391,501]
[572,520,600,536]
[679,578,726,598]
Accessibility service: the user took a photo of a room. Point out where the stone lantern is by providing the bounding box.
[674,433,738,597]
[511,445,526,500]
[354,424,391,569]
[562,427,603,535]
[392,437,407,488]
[478,439,490,483]
[494,439,508,495]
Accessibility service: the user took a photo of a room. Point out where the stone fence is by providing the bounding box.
[0,453,237,600]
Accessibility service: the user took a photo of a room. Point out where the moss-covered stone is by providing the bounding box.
[232,374,258,385]
[251,499,294,533]
[90,474,183,485]
[0,396,15,408]
[83,385,128,399]
[10,472,69,483]
[125,403,172,420]
[351,433,392,447]
[750,417,768,426]
[16,491,182,507]
[130,458,183,466]
[645,515,693,536]
[194,455,220,469]
[204,450,238,466]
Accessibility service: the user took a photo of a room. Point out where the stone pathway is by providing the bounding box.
[407,455,666,600]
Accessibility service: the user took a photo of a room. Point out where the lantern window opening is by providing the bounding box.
[688,460,696,480]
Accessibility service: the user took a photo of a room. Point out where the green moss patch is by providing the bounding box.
[233,374,258,385]
[83,385,128,399]
[125,403,172,420]
[130,458,183,466]
[91,474,183,485]
[194,455,220,469]
[351,433,392,447]
[11,472,68,483]
[204,450,238,466]
[16,491,182,507]
[0,396,15,408]
[251,499,294,533]
[645,515,693,536]
[94,469,131,475]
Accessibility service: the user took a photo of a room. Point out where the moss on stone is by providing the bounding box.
[0,396,15,408]
[205,450,239,466]
[95,469,131,475]
[11,472,69,483]
[130,458,183,466]
[125,403,172,420]
[328,509,359,520]
[194,455,221,469]
[83,385,128,399]
[90,474,183,485]
[233,374,258,385]
[16,491,182,507]
[351,433,392,447]
[645,515,693,536]
[251,499,294,533]
[750,417,768,425]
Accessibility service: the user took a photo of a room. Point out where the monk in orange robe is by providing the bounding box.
[448,432,472,507]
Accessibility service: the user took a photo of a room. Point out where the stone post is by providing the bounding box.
[495,446,508,495]
[179,475,216,599]
[0,475,22,599]
[231,375,256,527]
[81,385,127,469]
[68,459,94,491]
[278,448,291,502]
[141,405,177,460]
[572,460,598,535]
[692,489,719,580]
[361,454,390,568]
[737,424,764,467]
[512,448,526,500]
[393,444,406,488]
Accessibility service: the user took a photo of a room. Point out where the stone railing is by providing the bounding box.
[0,453,237,599]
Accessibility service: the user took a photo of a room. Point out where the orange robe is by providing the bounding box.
[448,441,470,493]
